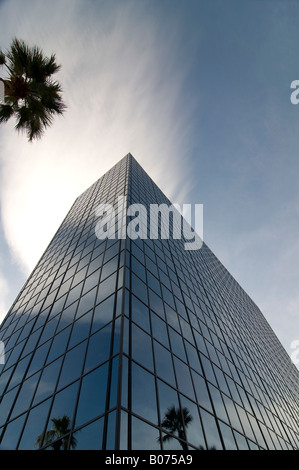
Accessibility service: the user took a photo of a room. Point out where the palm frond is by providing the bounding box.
[0,38,66,141]
[0,51,6,66]
[182,407,193,425]
[29,118,45,141]
[161,433,173,443]
[6,38,31,76]
[43,54,61,76]
[32,81,66,114]
[15,105,32,130]
[0,103,14,122]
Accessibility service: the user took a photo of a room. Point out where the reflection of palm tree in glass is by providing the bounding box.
[35,415,77,450]
[159,405,193,450]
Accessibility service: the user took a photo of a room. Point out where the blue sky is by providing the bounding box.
[0,0,298,366]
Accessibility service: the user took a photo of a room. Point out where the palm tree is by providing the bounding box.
[35,415,77,450]
[0,37,66,141]
[159,405,193,451]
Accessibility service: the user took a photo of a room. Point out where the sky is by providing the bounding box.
[0,0,298,368]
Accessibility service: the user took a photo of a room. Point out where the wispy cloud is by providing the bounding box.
[0,0,198,316]
[0,268,9,316]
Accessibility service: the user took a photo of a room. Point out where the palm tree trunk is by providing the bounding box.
[178,430,188,450]
[52,439,62,451]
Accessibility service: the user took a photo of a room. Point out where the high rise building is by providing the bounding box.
[0,154,298,450]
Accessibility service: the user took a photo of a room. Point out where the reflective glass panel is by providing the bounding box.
[74,417,104,450]
[131,324,153,372]
[200,409,223,450]
[131,416,160,450]
[75,362,108,427]
[18,398,52,450]
[131,362,157,424]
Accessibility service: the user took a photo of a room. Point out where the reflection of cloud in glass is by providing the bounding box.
[161,433,182,450]
[200,409,222,449]
[131,362,157,424]
[180,396,206,448]
[35,380,54,398]
[84,326,112,373]
[33,358,63,404]
[75,363,108,428]
[131,416,160,450]
[92,294,115,331]
[57,303,78,330]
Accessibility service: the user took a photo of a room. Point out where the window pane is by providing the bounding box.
[57,342,86,389]
[33,357,63,404]
[96,273,117,304]
[131,324,153,372]
[131,295,150,333]
[157,380,180,424]
[119,410,128,450]
[76,287,97,318]
[11,373,40,419]
[154,342,176,387]
[0,387,19,426]
[131,362,157,424]
[131,416,160,450]
[18,398,52,450]
[131,274,148,305]
[25,344,46,377]
[42,382,79,449]
[106,410,117,450]
[101,255,118,281]
[74,417,104,450]
[84,323,112,373]
[174,357,195,400]
[208,384,229,423]
[185,342,202,374]
[151,313,169,348]
[168,328,187,362]
[57,302,78,331]
[200,409,223,450]
[92,295,115,333]
[68,310,92,348]
[234,430,250,450]
[219,421,237,450]
[0,414,26,450]
[191,371,213,412]
[161,432,184,450]
[108,356,119,410]
[75,363,108,427]
[180,396,205,449]
[46,326,71,363]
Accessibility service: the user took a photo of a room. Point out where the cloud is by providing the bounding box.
[209,208,299,363]
[0,0,198,281]
[0,270,9,315]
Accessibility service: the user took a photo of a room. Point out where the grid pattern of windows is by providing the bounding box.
[0,153,298,450]
[0,156,129,450]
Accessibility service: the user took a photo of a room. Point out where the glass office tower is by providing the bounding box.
[0,154,298,450]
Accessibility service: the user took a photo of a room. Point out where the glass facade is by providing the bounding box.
[0,153,298,450]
